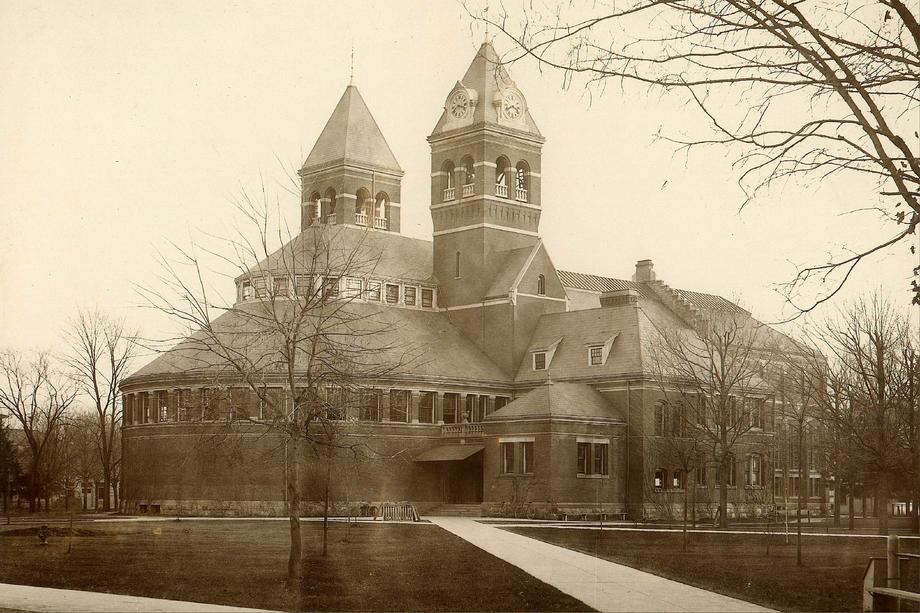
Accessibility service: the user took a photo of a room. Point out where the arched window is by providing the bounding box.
[495,156,510,197]
[455,251,461,279]
[515,161,530,202]
[323,188,337,222]
[460,155,475,197]
[537,274,545,295]
[374,192,389,230]
[355,188,371,226]
[309,192,321,223]
[441,160,455,201]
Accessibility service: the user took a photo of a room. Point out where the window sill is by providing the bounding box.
[576,473,610,479]
[498,473,534,478]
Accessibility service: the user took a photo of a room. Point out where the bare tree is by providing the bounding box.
[0,352,78,512]
[472,1,919,310]
[810,293,906,534]
[645,309,778,527]
[65,309,135,512]
[138,189,418,582]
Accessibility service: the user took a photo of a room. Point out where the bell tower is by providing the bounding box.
[428,42,546,308]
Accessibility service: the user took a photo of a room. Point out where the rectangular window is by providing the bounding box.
[577,441,609,476]
[478,396,488,422]
[403,285,417,306]
[324,277,339,298]
[294,275,311,297]
[252,277,267,298]
[241,281,253,300]
[366,280,381,301]
[273,276,288,296]
[672,470,682,489]
[385,283,400,304]
[592,443,608,476]
[654,468,666,490]
[696,460,707,487]
[521,441,534,474]
[418,392,434,423]
[345,277,363,297]
[588,346,603,366]
[747,454,762,487]
[158,391,169,422]
[421,288,434,308]
[494,396,509,411]
[654,403,666,436]
[360,391,380,422]
[443,393,458,424]
[751,398,764,429]
[577,442,589,475]
[500,442,515,474]
[532,352,547,371]
[455,252,461,279]
[389,389,409,422]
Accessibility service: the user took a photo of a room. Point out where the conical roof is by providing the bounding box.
[430,41,542,138]
[303,85,402,173]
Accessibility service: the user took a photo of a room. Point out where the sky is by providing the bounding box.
[1,0,917,363]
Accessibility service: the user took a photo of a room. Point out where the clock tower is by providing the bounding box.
[428,42,546,308]
[429,42,564,375]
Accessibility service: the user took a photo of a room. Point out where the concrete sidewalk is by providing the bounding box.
[0,583,277,612]
[428,516,774,612]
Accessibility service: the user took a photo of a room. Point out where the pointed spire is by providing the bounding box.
[429,41,543,139]
[302,85,402,173]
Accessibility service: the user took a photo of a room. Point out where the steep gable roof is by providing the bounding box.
[303,85,402,173]
[487,382,623,421]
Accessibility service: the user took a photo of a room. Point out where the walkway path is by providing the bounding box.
[427,516,774,612]
[0,583,277,613]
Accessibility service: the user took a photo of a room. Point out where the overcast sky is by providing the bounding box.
[1,0,916,363]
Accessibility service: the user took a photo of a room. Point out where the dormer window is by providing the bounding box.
[532,352,547,371]
[366,281,381,301]
[588,346,603,366]
[344,277,363,297]
[404,286,417,306]
[385,283,399,304]
[421,288,434,308]
[241,281,253,300]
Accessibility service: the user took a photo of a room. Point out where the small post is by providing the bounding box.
[887,534,900,588]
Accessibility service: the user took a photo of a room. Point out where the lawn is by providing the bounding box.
[504,525,894,612]
[0,519,592,612]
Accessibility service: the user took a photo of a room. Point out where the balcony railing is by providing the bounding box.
[441,422,484,438]
[355,212,368,226]
[515,187,528,202]
[443,187,456,201]
[326,213,337,225]
[462,183,475,198]
[373,217,388,230]
[495,184,508,198]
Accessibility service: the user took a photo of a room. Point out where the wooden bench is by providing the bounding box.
[867,587,920,611]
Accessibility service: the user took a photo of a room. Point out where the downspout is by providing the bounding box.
[626,380,631,519]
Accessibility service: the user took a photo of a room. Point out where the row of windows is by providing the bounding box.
[498,440,610,477]
[305,188,390,227]
[238,275,436,309]
[653,454,765,490]
[773,475,825,498]
[440,156,531,202]
[123,388,510,426]
[653,396,767,437]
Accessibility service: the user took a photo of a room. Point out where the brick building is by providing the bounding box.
[121,42,805,519]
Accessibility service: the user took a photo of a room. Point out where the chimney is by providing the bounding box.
[601,288,639,308]
[633,259,655,282]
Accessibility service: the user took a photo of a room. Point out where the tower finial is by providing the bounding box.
[349,44,355,85]
[484,2,490,42]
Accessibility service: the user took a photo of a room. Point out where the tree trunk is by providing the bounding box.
[322,457,331,557]
[682,484,688,551]
[878,479,890,536]
[286,442,302,583]
[848,491,855,531]
[102,460,112,512]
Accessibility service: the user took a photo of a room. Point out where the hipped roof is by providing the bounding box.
[488,382,623,421]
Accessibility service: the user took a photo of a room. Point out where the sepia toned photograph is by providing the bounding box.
[1,1,918,611]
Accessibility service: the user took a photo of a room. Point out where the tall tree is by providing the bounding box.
[139,192,417,583]
[811,294,905,534]
[646,310,779,527]
[474,0,920,309]
[0,352,78,512]
[65,309,135,512]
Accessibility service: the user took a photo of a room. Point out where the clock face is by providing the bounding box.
[502,91,523,120]
[449,90,470,120]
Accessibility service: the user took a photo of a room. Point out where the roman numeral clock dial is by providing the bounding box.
[502,91,523,120]
[449,90,470,120]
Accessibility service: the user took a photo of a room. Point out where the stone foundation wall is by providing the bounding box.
[123,498,442,518]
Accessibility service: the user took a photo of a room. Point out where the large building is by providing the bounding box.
[121,42,809,519]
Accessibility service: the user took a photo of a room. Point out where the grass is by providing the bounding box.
[503,525,896,612]
[0,519,592,612]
